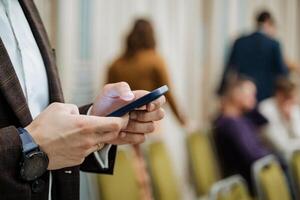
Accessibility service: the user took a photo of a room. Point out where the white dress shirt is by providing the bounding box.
[0,0,110,199]
[259,98,300,160]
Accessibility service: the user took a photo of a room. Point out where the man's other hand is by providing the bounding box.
[91,82,166,145]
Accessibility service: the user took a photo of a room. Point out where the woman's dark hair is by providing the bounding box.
[123,19,156,58]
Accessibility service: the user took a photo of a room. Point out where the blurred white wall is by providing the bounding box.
[34,0,300,127]
[34,0,57,45]
[34,1,300,200]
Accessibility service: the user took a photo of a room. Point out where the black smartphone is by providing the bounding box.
[106,85,168,117]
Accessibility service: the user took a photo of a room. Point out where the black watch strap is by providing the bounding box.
[17,128,39,153]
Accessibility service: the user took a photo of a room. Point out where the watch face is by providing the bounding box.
[20,151,49,181]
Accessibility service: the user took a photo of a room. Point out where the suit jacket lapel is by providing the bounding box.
[0,39,32,126]
[0,0,64,126]
[19,0,64,103]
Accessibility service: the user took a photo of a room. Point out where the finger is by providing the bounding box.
[103,82,134,101]
[132,90,149,99]
[107,138,128,145]
[51,102,80,115]
[121,114,130,129]
[124,120,155,134]
[130,108,165,122]
[132,90,166,111]
[146,95,166,112]
[93,116,129,143]
[77,115,127,132]
[94,131,120,143]
[74,115,127,144]
[131,90,149,110]
[65,103,80,115]
[113,132,146,145]
[135,105,147,110]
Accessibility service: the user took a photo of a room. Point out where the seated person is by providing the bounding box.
[259,77,300,160]
[213,75,271,189]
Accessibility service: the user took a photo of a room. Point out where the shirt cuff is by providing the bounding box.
[87,106,112,169]
[93,144,112,169]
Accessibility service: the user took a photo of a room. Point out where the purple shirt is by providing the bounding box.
[213,115,271,185]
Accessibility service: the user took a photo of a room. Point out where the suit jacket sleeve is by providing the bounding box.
[272,41,288,76]
[0,126,25,192]
[78,104,117,174]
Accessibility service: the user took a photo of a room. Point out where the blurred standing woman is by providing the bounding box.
[107,19,186,200]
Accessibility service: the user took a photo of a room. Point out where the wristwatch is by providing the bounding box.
[18,128,49,181]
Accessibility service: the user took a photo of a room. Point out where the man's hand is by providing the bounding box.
[91,82,166,145]
[26,103,129,170]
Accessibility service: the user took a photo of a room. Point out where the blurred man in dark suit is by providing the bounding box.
[218,10,288,102]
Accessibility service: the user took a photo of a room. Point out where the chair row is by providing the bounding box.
[209,155,291,200]
[97,142,180,200]
[96,131,218,200]
[95,131,300,200]
[189,132,300,200]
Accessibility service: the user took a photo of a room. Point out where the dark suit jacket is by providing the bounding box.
[0,1,116,200]
[218,32,288,102]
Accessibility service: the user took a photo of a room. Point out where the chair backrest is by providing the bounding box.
[147,141,181,200]
[187,131,219,196]
[252,155,291,200]
[290,149,300,199]
[98,149,140,200]
[229,183,251,200]
[210,175,252,200]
